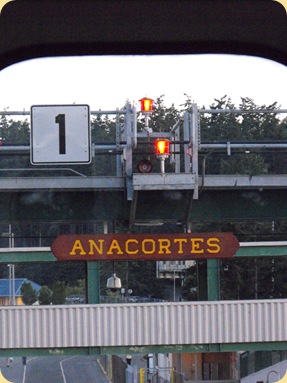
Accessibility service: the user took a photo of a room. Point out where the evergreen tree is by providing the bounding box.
[21,282,38,305]
[38,285,52,305]
[51,281,66,305]
[182,264,198,301]
[91,112,118,176]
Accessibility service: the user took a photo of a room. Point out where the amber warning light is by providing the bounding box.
[154,139,170,156]
[139,97,154,112]
[154,139,171,174]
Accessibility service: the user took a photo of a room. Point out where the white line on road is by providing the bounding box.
[60,356,79,383]
[22,357,38,383]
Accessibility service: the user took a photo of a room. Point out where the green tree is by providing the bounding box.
[182,264,198,301]
[38,285,52,305]
[66,279,85,296]
[0,116,30,145]
[21,282,38,305]
[91,112,118,176]
[51,281,67,305]
[197,95,285,176]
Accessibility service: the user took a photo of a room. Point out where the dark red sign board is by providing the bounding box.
[51,233,239,261]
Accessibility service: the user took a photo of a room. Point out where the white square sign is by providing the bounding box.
[31,104,91,164]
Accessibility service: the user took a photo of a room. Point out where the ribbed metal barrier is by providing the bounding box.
[0,299,286,349]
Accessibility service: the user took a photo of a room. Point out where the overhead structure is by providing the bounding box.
[1,104,287,228]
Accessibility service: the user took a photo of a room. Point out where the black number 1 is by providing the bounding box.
[55,114,66,154]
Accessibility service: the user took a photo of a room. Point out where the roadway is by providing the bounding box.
[0,356,109,383]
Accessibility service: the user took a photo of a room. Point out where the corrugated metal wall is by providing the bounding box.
[0,299,287,349]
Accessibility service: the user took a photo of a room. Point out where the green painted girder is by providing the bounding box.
[0,249,56,262]
[0,189,286,223]
[237,243,287,257]
[1,342,287,357]
[2,242,287,263]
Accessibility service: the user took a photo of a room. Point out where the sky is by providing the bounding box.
[0,54,286,113]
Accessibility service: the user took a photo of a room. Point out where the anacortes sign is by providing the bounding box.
[51,233,239,261]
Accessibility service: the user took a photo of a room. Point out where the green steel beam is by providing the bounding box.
[0,249,56,262]
[1,243,287,263]
[236,244,287,257]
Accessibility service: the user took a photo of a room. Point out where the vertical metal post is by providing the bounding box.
[3,224,15,248]
[139,368,145,383]
[8,264,15,305]
[183,112,190,174]
[170,368,175,383]
[125,103,133,201]
[173,124,180,173]
[160,157,166,174]
[207,259,220,300]
[191,103,199,199]
[116,110,122,177]
[132,105,137,149]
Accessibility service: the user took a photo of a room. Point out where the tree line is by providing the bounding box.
[1,95,287,176]
[20,280,66,305]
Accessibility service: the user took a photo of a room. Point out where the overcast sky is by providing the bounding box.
[0,54,286,113]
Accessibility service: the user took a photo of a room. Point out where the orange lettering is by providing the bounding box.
[88,239,104,255]
[174,238,188,254]
[70,240,86,255]
[158,239,171,254]
[142,239,156,254]
[107,240,123,255]
[190,238,204,254]
[207,237,220,253]
[125,239,139,254]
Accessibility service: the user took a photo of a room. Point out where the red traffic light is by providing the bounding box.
[154,139,170,156]
[139,97,154,112]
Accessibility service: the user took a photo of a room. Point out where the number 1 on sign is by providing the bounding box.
[55,114,66,154]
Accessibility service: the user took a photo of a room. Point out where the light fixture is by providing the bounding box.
[139,97,154,113]
[154,139,170,156]
[154,138,171,174]
[107,273,122,292]
[139,97,154,133]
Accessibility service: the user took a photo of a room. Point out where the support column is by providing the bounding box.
[86,261,100,304]
[207,259,220,301]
